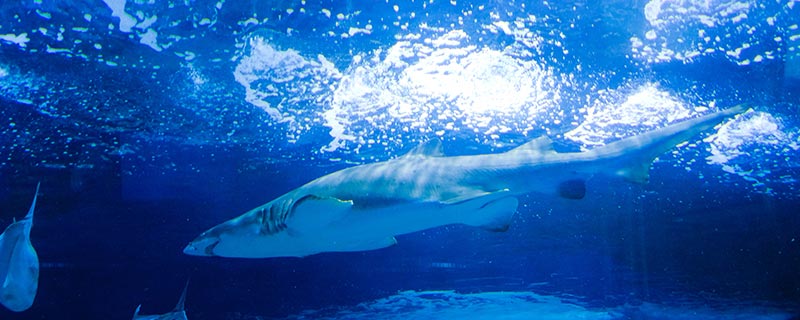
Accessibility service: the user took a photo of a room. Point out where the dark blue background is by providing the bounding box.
[1,0,799,318]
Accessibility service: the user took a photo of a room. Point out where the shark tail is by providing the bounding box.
[596,104,747,183]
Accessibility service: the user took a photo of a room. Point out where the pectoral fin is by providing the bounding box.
[286,195,353,234]
[455,189,519,232]
[440,188,499,205]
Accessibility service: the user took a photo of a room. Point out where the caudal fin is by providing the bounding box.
[596,105,747,183]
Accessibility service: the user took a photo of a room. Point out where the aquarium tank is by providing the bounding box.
[1,0,799,319]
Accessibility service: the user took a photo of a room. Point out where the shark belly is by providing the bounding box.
[335,192,519,237]
[207,191,518,258]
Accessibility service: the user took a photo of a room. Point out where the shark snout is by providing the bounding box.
[183,234,220,256]
[183,213,295,258]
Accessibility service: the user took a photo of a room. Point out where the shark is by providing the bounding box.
[0,182,40,312]
[132,280,189,320]
[184,105,746,258]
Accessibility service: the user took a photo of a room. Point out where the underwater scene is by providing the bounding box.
[2,0,800,319]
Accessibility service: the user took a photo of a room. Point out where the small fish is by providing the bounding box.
[133,280,189,320]
[0,182,40,312]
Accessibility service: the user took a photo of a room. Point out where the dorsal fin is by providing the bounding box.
[505,136,556,156]
[401,139,444,158]
[173,279,189,311]
[25,182,40,220]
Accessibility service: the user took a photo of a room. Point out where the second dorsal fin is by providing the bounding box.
[173,279,190,312]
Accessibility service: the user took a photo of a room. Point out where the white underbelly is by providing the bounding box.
[327,202,461,239]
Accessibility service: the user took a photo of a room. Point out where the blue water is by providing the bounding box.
[1,0,799,319]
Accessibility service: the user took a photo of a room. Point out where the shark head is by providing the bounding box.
[182,214,285,258]
[182,232,220,257]
[184,194,359,258]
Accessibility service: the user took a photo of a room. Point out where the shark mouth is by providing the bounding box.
[203,239,220,256]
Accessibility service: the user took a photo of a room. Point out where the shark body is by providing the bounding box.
[184,106,746,258]
[0,183,40,312]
